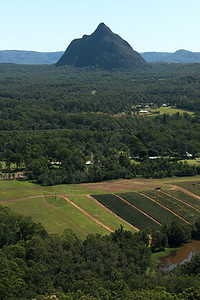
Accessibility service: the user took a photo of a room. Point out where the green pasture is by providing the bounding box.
[68,195,135,232]
[153,175,200,187]
[148,106,194,116]
[1,194,110,239]
[0,180,107,202]
[143,191,200,223]
[118,192,183,225]
[92,194,161,231]
[178,159,200,166]
[2,196,82,236]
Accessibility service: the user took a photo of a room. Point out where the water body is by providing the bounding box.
[158,240,200,273]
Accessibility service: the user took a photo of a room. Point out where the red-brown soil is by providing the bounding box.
[81,179,163,193]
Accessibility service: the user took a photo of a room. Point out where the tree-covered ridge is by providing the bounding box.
[1,205,200,299]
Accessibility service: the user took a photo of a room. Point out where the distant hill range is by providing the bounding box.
[0,50,64,65]
[1,49,200,66]
[141,49,200,63]
[56,23,147,69]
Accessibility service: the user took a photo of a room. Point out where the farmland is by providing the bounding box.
[92,194,161,231]
[142,190,200,223]
[1,177,200,236]
[118,192,184,225]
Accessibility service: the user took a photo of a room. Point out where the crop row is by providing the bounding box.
[92,194,161,231]
[142,191,200,223]
[164,190,200,211]
[118,192,183,225]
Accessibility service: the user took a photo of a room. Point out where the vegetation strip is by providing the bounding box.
[138,192,190,224]
[115,194,162,226]
[61,195,114,233]
[160,190,200,213]
[87,195,139,231]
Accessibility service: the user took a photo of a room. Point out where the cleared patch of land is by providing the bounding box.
[146,106,194,116]
[1,177,200,237]
[178,159,200,166]
[81,179,165,193]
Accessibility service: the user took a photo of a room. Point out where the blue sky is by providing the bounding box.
[1,0,200,52]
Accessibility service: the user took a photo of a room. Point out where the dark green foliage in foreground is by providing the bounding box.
[1,206,200,299]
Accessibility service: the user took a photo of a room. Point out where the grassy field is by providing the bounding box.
[178,159,200,166]
[146,106,194,116]
[0,180,108,202]
[118,192,184,225]
[92,194,161,231]
[2,194,111,239]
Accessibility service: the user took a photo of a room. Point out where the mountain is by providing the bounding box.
[0,50,64,64]
[56,23,147,69]
[141,49,200,63]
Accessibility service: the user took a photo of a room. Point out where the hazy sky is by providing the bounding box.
[1,0,200,53]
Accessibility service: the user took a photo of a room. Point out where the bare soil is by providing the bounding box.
[81,179,164,193]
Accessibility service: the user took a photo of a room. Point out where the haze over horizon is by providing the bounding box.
[1,0,200,53]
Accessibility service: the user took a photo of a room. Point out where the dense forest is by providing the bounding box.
[1,114,200,185]
[1,63,200,184]
[1,63,200,131]
[1,205,200,299]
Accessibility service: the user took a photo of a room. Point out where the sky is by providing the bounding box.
[1,0,200,53]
